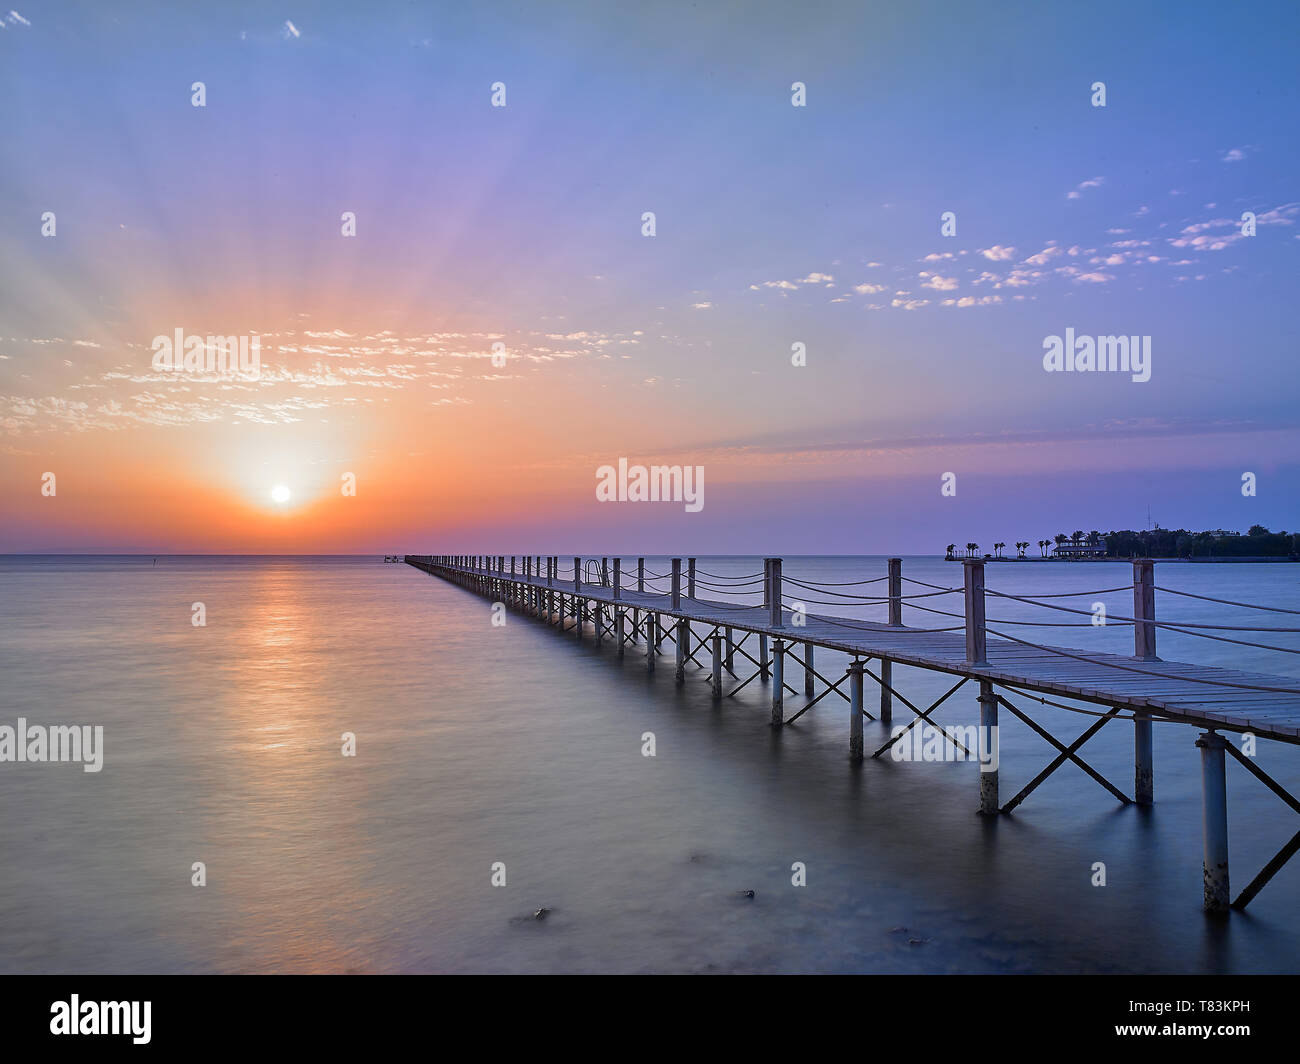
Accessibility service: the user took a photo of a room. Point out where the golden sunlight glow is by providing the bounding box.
[271,485,291,504]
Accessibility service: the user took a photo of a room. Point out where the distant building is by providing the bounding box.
[1053,537,1107,558]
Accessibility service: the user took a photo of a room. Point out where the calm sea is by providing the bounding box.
[1,554,1298,973]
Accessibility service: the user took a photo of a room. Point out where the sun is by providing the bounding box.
[270,485,291,504]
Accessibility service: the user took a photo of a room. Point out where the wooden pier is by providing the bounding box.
[405,554,1300,915]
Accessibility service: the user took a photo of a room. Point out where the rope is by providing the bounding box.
[814,615,966,635]
[782,592,891,607]
[783,577,956,602]
[997,683,1162,723]
[900,577,963,592]
[986,590,1300,632]
[1155,586,1300,616]
[904,602,968,620]
[783,575,890,587]
[694,568,766,581]
[986,585,1133,598]
[1155,624,1300,655]
[694,577,766,590]
[983,626,1300,695]
[986,617,1131,628]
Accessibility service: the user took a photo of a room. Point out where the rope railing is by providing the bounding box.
[783,577,956,602]
[900,577,963,592]
[694,568,766,581]
[1155,586,1300,616]
[782,574,890,587]
[986,589,1300,633]
[420,555,1300,698]
[983,625,1300,695]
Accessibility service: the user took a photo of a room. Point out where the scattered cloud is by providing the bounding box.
[919,273,959,291]
[1067,176,1105,199]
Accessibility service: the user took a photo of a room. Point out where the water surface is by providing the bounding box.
[0,554,1297,973]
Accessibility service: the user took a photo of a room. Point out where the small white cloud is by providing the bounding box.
[1220,147,1246,163]
[283,20,300,39]
[979,245,1017,261]
[1067,176,1105,199]
[920,273,959,291]
[1023,246,1063,266]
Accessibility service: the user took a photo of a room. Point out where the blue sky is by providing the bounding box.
[1,1,1298,552]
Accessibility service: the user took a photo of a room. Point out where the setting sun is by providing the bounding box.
[270,485,291,504]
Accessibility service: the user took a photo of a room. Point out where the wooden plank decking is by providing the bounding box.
[418,560,1300,745]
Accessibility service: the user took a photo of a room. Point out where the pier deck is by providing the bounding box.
[404,554,1300,914]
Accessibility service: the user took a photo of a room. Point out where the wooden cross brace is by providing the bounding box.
[997,696,1129,814]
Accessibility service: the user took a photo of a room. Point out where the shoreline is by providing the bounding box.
[945,556,1299,563]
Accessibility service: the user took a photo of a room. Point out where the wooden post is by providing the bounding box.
[879,660,892,723]
[711,633,723,700]
[725,627,734,670]
[804,643,815,696]
[768,557,783,627]
[613,558,622,600]
[888,557,902,626]
[573,556,581,594]
[849,661,864,760]
[1132,558,1157,660]
[633,557,644,643]
[771,638,785,726]
[671,558,681,610]
[760,559,770,680]
[963,559,987,666]
[547,557,553,587]
[687,557,696,598]
[646,613,657,673]
[601,556,608,587]
[1134,709,1153,805]
[594,600,603,646]
[978,679,998,815]
[615,604,625,659]
[675,618,687,683]
[1197,730,1230,913]
[1133,559,1156,804]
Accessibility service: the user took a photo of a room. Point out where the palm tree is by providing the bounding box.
[945,543,956,560]
[966,542,979,558]
[1071,530,1084,547]
[1053,533,1068,558]
[1016,541,1029,558]
[1038,539,1049,557]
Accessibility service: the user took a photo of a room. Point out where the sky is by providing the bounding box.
[2,0,1298,554]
